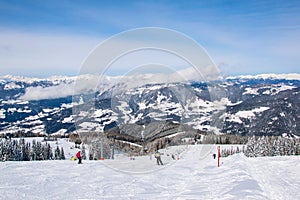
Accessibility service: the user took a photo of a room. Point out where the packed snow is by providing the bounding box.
[0,142,299,199]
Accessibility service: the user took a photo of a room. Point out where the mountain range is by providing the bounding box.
[0,73,299,138]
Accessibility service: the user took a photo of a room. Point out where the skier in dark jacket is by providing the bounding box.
[213,153,216,159]
[171,154,176,160]
[76,151,82,164]
[154,151,163,165]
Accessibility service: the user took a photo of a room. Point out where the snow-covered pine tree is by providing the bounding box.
[278,137,286,156]
[264,136,271,156]
[11,140,18,161]
[47,143,53,160]
[255,136,264,157]
[15,139,23,161]
[42,143,47,160]
[89,136,111,160]
[291,139,296,155]
[259,136,270,156]
[54,146,60,160]
[272,137,280,156]
[24,142,31,161]
[3,140,10,161]
[245,136,256,157]
[268,137,275,156]
[7,140,16,161]
[236,146,240,154]
[60,147,65,160]
[285,138,292,156]
[36,141,43,160]
[0,140,3,161]
[81,145,86,160]
[30,140,37,161]
[1,140,5,161]
[296,140,300,155]
[19,139,25,161]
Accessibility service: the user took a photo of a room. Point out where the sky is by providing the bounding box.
[0,0,300,77]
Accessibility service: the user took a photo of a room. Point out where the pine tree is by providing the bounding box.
[291,139,296,155]
[60,147,65,160]
[269,137,275,156]
[0,140,3,161]
[31,140,37,161]
[24,142,31,161]
[0,141,2,160]
[12,140,19,161]
[257,136,270,156]
[245,136,256,157]
[7,140,15,161]
[54,146,60,160]
[285,139,292,156]
[3,140,10,161]
[36,141,43,160]
[81,145,86,160]
[264,136,271,156]
[19,139,26,161]
[278,137,285,156]
[273,138,280,156]
[47,143,53,160]
[42,144,48,160]
[296,141,300,156]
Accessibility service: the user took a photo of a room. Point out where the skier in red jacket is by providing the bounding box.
[76,150,82,164]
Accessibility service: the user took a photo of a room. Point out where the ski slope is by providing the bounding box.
[0,144,299,199]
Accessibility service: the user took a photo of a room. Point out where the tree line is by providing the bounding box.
[219,136,300,158]
[0,139,65,161]
[221,146,245,157]
[244,136,300,157]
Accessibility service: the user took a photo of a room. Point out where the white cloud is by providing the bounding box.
[19,75,98,100]
[19,64,222,101]
[21,84,75,101]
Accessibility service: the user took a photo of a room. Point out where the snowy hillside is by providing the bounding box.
[0,144,299,199]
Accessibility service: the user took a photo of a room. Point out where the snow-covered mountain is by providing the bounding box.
[0,73,299,138]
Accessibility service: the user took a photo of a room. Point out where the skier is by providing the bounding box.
[154,151,163,165]
[171,154,176,160]
[213,153,216,159]
[76,150,82,164]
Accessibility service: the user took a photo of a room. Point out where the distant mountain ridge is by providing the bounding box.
[226,73,300,81]
[0,73,299,138]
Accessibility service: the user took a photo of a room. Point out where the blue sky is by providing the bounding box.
[0,0,300,77]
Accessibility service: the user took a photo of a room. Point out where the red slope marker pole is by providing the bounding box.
[217,146,220,167]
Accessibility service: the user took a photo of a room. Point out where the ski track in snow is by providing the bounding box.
[245,156,300,200]
[0,145,299,199]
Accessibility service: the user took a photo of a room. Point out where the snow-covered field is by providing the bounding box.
[0,144,299,199]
